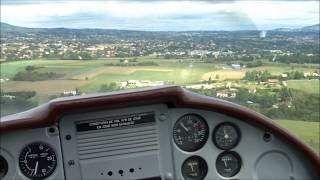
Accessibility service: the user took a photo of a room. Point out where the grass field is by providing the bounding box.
[0,58,319,103]
[286,80,320,95]
[0,59,219,101]
[274,120,320,154]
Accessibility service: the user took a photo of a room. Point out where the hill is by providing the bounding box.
[274,24,319,32]
[0,22,40,33]
[2,22,319,34]
[300,24,320,31]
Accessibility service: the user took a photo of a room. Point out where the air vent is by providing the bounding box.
[76,123,159,160]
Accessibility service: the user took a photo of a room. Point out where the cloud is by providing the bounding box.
[1,1,319,31]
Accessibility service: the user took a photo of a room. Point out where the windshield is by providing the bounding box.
[0,0,319,153]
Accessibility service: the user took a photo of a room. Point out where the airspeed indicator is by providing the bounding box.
[173,114,209,152]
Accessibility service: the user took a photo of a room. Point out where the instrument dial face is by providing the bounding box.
[181,156,208,180]
[173,114,209,152]
[213,122,240,150]
[216,151,241,178]
[19,142,57,180]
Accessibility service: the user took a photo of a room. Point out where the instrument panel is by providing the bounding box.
[0,127,65,180]
[0,105,317,180]
[0,86,318,180]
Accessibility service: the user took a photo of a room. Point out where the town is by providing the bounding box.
[1,23,319,63]
[0,23,318,118]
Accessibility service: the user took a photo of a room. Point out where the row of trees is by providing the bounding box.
[244,70,310,82]
[0,91,38,117]
[12,66,63,81]
[244,70,272,82]
[276,54,319,64]
[104,61,159,67]
[189,87,319,121]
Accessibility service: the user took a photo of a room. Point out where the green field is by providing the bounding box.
[0,59,219,102]
[1,58,319,104]
[287,80,320,95]
[274,120,320,154]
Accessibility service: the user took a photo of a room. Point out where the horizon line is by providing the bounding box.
[1,22,319,32]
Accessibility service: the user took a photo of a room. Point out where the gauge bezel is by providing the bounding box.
[18,142,57,180]
[0,155,8,178]
[215,151,242,178]
[173,114,209,152]
[212,122,241,150]
[181,155,208,180]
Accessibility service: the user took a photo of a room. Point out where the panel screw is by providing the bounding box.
[118,170,124,176]
[48,127,55,133]
[263,131,272,142]
[47,127,58,136]
[159,114,167,121]
[68,160,75,166]
[164,172,173,180]
[66,135,72,140]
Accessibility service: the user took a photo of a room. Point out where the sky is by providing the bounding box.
[1,0,319,31]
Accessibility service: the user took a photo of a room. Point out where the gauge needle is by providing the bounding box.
[180,123,189,132]
[34,161,39,175]
[222,158,228,168]
[224,129,229,139]
[188,163,194,172]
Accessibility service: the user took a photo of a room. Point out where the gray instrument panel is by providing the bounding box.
[0,104,316,180]
[0,127,65,180]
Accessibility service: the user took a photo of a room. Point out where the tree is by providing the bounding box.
[25,66,36,71]
[235,88,249,102]
[99,82,119,92]
[208,76,212,84]
[279,87,292,102]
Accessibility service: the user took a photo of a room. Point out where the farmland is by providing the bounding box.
[287,80,320,95]
[1,58,219,99]
[1,58,319,102]
[274,120,320,154]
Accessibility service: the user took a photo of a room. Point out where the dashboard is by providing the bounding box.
[0,86,319,180]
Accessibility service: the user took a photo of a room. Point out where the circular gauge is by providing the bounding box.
[216,151,241,178]
[181,156,208,180]
[19,142,57,180]
[213,122,241,150]
[173,114,209,152]
[0,155,8,178]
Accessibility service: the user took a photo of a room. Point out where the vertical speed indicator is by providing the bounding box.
[213,122,241,150]
[173,114,209,152]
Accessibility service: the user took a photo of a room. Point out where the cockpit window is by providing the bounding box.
[0,0,319,152]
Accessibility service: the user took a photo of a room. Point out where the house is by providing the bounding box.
[231,64,241,70]
[267,79,279,86]
[2,94,15,100]
[0,78,9,83]
[186,84,216,90]
[304,72,320,78]
[124,80,165,88]
[63,90,77,96]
